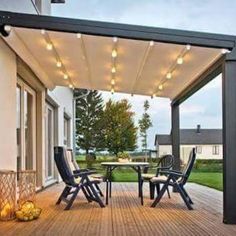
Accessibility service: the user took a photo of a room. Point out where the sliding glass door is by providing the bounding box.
[16,78,36,172]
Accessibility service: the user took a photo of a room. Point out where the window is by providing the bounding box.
[64,115,71,147]
[196,146,202,154]
[212,145,219,155]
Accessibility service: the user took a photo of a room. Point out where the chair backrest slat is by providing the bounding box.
[181,148,196,185]
[156,154,174,175]
[54,146,76,186]
[66,148,80,170]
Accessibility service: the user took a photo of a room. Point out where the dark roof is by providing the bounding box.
[155,129,222,145]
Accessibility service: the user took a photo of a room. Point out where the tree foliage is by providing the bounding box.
[103,99,137,155]
[75,89,105,154]
[138,100,152,151]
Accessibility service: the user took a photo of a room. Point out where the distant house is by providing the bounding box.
[155,125,222,163]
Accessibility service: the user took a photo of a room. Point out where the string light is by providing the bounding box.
[111,79,115,85]
[46,43,53,50]
[111,88,115,94]
[177,57,183,65]
[149,41,154,46]
[186,44,191,50]
[158,84,163,90]
[112,49,117,58]
[166,72,172,79]
[76,33,81,39]
[111,67,116,73]
[69,84,73,89]
[56,61,62,68]
[41,29,45,35]
[63,74,68,80]
[113,37,118,43]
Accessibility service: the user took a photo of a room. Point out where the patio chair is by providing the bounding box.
[54,146,105,210]
[66,148,104,197]
[150,148,196,210]
[141,154,174,200]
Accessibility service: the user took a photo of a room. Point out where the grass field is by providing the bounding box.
[76,157,223,191]
[189,172,222,191]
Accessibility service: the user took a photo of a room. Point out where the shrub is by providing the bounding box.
[193,159,222,172]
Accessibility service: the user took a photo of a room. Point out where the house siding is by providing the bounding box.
[0,0,74,188]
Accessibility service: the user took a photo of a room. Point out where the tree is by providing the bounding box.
[103,99,137,155]
[75,89,105,154]
[138,100,152,161]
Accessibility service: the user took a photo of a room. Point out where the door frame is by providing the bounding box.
[17,77,36,171]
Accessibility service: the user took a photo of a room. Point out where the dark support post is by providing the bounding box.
[171,103,180,192]
[222,48,236,224]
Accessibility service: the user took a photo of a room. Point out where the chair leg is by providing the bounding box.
[175,184,193,210]
[156,183,160,196]
[167,187,171,199]
[81,186,92,202]
[87,181,105,208]
[151,181,169,207]
[56,186,71,205]
[149,181,155,199]
[94,183,104,197]
[181,186,193,204]
[64,187,80,210]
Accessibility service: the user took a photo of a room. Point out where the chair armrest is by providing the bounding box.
[73,170,97,178]
[159,170,185,178]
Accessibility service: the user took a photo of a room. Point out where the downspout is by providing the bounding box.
[72,91,89,156]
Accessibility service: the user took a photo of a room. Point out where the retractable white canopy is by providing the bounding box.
[1,11,236,224]
[2,26,223,99]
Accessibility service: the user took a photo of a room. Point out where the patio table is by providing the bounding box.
[101,162,149,205]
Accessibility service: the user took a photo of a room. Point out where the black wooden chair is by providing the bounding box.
[141,154,174,199]
[150,148,196,210]
[66,148,104,197]
[54,146,105,210]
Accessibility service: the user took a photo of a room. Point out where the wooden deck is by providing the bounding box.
[1,183,236,236]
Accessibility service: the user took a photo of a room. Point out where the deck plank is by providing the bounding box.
[0,183,236,236]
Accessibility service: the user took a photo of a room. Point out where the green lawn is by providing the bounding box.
[111,170,223,191]
[189,172,222,191]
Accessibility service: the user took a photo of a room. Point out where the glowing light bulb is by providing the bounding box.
[69,84,73,88]
[221,49,230,54]
[186,44,191,50]
[113,37,118,43]
[111,67,116,73]
[112,49,117,58]
[150,41,154,46]
[158,84,163,90]
[56,61,62,68]
[166,72,172,79]
[177,57,183,65]
[46,43,53,50]
[76,33,81,39]
[41,29,45,35]
[111,79,115,85]
[111,88,115,94]
[63,74,68,80]
[152,93,156,98]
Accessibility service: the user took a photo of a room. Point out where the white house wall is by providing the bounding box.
[158,144,223,164]
[48,87,74,147]
[0,39,17,170]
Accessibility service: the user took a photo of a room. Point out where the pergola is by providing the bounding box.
[1,11,236,224]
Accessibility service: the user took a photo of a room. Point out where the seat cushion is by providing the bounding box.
[141,173,155,179]
[74,176,103,184]
[150,175,168,183]
[90,174,104,179]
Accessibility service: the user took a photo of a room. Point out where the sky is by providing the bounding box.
[52,0,235,150]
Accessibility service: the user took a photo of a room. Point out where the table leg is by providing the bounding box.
[105,167,109,205]
[109,167,112,198]
[138,166,144,205]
